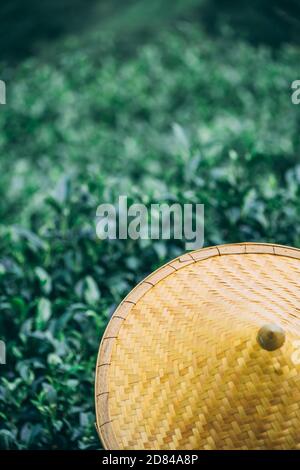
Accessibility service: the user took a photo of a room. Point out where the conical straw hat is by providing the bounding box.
[95,243,300,450]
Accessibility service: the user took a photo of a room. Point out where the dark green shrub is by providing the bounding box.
[0,24,300,448]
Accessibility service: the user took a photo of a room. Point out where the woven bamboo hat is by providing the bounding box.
[95,243,300,450]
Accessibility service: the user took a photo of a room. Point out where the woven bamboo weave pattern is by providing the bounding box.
[95,243,300,450]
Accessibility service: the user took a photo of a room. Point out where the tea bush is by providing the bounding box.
[0,24,300,448]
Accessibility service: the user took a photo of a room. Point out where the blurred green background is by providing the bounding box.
[0,0,300,449]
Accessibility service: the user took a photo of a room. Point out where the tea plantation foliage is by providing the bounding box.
[0,25,300,448]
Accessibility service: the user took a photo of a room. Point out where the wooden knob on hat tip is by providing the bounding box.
[257,323,285,351]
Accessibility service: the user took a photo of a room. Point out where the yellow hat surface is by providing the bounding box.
[95,243,300,450]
